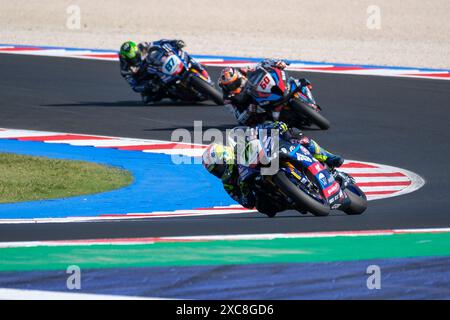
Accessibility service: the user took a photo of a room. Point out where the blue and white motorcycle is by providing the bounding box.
[145,44,223,105]
[230,129,367,217]
[246,63,330,129]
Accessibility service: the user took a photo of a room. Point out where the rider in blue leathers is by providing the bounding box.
[202,121,344,216]
[143,40,209,102]
[119,39,194,103]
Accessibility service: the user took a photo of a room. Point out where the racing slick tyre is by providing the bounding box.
[273,171,330,217]
[291,99,330,130]
[190,76,224,105]
[343,186,368,215]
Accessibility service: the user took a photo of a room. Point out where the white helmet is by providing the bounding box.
[202,143,235,179]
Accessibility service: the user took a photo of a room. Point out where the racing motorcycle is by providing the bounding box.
[246,64,330,130]
[144,44,223,105]
[230,130,366,217]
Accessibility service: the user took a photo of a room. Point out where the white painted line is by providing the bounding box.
[280,66,450,79]
[142,148,205,157]
[352,176,411,183]
[0,130,60,138]
[1,227,449,249]
[0,288,164,300]
[340,167,405,174]
[288,63,336,69]
[359,185,405,192]
[0,207,256,224]
[44,139,171,147]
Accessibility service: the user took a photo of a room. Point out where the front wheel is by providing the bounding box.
[343,185,368,215]
[290,99,330,130]
[273,171,330,216]
[190,76,224,105]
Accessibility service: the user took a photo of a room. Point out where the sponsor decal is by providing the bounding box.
[324,182,340,197]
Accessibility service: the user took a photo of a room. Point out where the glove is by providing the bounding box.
[138,42,150,54]
[129,65,140,74]
[248,104,257,114]
[275,60,287,70]
[175,40,186,49]
[145,78,161,93]
[239,67,249,76]
[325,155,344,169]
[299,136,310,146]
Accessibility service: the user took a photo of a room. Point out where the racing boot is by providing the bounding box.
[141,79,163,104]
[141,93,154,104]
[255,192,286,218]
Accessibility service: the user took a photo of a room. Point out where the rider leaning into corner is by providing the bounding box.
[119,39,209,103]
[202,121,346,216]
[218,59,313,126]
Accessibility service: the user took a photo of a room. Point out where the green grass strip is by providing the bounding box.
[0,153,133,203]
[1,233,450,271]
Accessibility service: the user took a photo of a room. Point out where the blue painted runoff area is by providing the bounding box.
[0,256,449,299]
[0,139,234,219]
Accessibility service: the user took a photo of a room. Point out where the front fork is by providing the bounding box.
[291,78,318,106]
[273,79,318,120]
[300,79,315,103]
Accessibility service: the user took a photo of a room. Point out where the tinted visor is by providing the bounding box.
[224,78,242,93]
[128,52,141,66]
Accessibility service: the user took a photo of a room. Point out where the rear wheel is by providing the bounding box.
[273,171,330,216]
[291,99,330,130]
[343,186,367,215]
[190,76,224,105]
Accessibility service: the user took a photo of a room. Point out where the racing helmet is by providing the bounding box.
[119,41,141,66]
[202,143,235,180]
[218,67,246,94]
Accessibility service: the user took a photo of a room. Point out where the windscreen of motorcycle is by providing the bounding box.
[162,54,184,76]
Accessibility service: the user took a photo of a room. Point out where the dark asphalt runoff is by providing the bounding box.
[0,54,449,241]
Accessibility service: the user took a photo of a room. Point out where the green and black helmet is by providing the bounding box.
[119,41,141,65]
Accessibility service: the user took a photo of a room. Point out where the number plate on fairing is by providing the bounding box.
[257,74,276,93]
[162,54,183,75]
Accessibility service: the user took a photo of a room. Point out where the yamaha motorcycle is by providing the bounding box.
[246,64,330,129]
[231,131,367,217]
[144,44,223,105]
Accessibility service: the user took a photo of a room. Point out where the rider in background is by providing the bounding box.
[218,59,312,126]
[218,66,259,125]
[202,121,344,216]
[145,40,210,101]
[119,39,186,103]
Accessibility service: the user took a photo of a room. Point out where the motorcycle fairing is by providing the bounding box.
[249,68,288,105]
[287,144,342,205]
[147,44,212,85]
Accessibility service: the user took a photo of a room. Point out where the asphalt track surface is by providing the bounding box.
[0,54,449,241]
